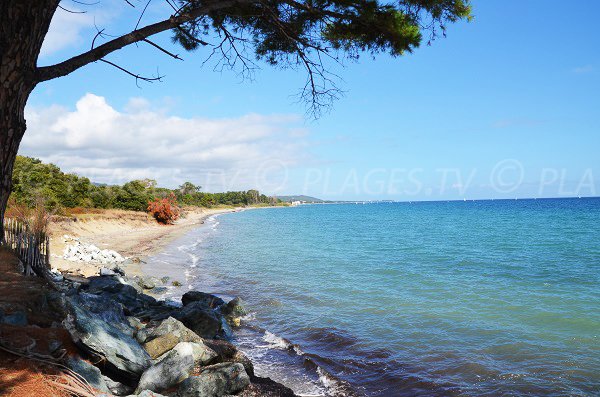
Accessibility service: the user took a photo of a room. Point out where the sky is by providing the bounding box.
[23,0,600,201]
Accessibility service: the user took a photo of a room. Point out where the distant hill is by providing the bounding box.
[277,195,325,203]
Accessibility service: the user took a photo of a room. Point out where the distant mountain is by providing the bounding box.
[277,195,325,203]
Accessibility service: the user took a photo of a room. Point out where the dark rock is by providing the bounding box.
[48,339,63,355]
[136,342,217,393]
[66,357,110,393]
[220,297,246,328]
[112,266,126,276]
[239,375,298,397]
[1,311,27,326]
[64,297,152,380]
[203,339,254,377]
[45,291,70,319]
[177,362,250,397]
[85,276,159,317]
[220,297,246,318]
[174,302,223,339]
[69,292,133,336]
[152,286,169,295]
[181,291,225,308]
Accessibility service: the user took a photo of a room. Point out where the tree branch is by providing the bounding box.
[36,0,249,82]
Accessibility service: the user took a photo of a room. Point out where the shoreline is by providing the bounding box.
[21,204,301,397]
[136,207,350,397]
[49,207,240,277]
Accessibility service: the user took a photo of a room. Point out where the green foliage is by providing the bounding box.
[10,156,280,211]
[171,0,471,112]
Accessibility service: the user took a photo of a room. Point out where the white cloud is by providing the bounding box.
[40,8,96,57]
[22,94,311,193]
[40,1,123,58]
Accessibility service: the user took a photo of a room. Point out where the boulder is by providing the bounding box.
[85,276,158,317]
[136,342,217,393]
[203,339,254,377]
[177,363,250,397]
[220,297,246,318]
[143,333,180,359]
[64,297,152,380]
[238,376,298,397]
[66,357,110,393]
[137,317,202,344]
[220,297,246,327]
[174,302,223,339]
[181,291,225,308]
[68,292,133,336]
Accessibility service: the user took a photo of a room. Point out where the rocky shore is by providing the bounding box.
[36,267,298,397]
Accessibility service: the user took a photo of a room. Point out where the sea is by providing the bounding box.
[144,198,600,397]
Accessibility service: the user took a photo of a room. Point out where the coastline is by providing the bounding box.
[49,207,239,277]
[22,204,300,397]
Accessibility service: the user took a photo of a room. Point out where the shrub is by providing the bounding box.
[147,193,180,225]
[6,196,51,237]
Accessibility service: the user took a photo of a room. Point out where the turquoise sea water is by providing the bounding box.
[151,198,600,396]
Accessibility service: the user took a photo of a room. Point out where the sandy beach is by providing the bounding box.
[48,207,237,277]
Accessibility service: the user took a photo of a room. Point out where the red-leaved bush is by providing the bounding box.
[147,193,180,224]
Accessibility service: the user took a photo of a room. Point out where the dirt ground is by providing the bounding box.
[0,248,77,397]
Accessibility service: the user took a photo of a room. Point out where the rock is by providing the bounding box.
[220,297,246,327]
[139,276,160,290]
[221,297,246,318]
[182,291,225,308]
[64,297,152,380]
[129,391,168,397]
[137,317,202,345]
[174,302,223,339]
[127,316,144,332]
[140,318,218,360]
[69,292,133,336]
[143,333,180,359]
[112,265,126,276]
[85,276,158,317]
[66,357,110,393]
[99,267,116,276]
[63,239,126,264]
[203,339,254,377]
[48,339,63,355]
[136,342,217,393]
[1,311,27,326]
[238,376,298,397]
[177,363,250,397]
[103,376,135,396]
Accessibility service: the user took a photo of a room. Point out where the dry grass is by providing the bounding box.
[5,197,52,237]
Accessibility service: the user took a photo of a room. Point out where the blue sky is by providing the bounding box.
[24,0,600,200]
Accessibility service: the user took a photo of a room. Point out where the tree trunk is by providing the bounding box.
[0,1,58,241]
